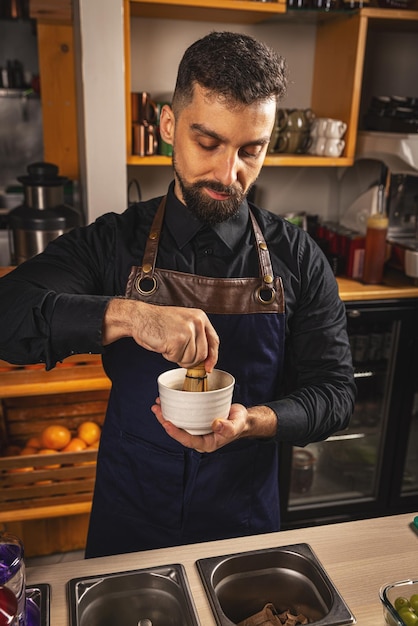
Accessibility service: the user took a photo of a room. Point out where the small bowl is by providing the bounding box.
[157,368,235,435]
[380,579,418,626]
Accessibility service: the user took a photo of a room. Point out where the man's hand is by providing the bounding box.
[102,297,219,371]
[151,400,278,453]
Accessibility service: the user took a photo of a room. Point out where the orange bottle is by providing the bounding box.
[362,212,389,284]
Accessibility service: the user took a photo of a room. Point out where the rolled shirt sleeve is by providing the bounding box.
[265,230,356,445]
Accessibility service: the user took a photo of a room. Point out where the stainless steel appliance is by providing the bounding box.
[8,162,81,265]
[356,132,418,281]
[386,173,418,281]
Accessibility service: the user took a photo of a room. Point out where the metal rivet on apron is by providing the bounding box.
[256,285,276,305]
[142,263,152,274]
[149,231,159,240]
[135,274,158,296]
[259,242,267,251]
[263,274,273,284]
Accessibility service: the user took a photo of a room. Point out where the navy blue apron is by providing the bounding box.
[86,198,286,558]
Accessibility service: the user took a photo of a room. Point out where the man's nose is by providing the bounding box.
[213,151,240,187]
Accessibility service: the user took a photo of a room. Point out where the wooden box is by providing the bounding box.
[0,389,109,513]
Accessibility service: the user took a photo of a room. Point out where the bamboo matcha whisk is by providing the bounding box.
[182,362,208,392]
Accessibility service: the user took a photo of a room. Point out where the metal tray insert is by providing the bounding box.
[67,563,200,626]
[197,543,356,626]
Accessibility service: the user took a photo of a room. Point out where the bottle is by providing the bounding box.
[362,187,389,285]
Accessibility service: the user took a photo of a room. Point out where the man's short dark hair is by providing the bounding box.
[172,31,288,115]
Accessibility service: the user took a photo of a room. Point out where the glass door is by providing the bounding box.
[401,389,418,497]
[282,302,415,527]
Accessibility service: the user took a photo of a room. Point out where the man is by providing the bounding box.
[0,32,356,558]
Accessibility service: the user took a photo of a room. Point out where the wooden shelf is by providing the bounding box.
[0,501,92,524]
[284,6,418,24]
[127,153,355,167]
[30,0,72,24]
[129,0,286,23]
[362,6,418,28]
[0,356,110,399]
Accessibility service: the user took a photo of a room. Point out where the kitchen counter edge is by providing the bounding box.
[26,512,418,626]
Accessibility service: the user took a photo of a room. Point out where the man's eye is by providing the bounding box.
[198,141,218,151]
[240,146,263,159]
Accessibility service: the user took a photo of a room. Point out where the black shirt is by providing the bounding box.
[0,182,355,445]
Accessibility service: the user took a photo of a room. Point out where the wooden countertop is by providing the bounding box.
[337,271,418,302]
[26,512,418,626]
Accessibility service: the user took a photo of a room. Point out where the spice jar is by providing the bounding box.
[290,449,316,494]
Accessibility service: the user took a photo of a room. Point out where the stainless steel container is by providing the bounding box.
[8,162,81,265]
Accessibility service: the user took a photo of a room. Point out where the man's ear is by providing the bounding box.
[159,105,175,145]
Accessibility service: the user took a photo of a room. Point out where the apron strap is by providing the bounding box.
[249,209,275,290]
[126,196,281,308]
[140,196,167,275]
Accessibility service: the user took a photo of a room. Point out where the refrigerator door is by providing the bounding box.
[401,389,418,497]
[282,302,417,527]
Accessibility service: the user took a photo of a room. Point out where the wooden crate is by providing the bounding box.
[0,390,109,512]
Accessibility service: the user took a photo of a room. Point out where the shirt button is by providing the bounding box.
[204,248,213,255]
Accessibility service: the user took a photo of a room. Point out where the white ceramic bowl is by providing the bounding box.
[157,368,235,435]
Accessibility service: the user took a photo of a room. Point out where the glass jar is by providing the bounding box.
[291,449,316,494]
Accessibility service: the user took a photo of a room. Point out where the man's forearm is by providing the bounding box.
[102,297,138,345]
[102,297,220,371]
[244,405,278,439]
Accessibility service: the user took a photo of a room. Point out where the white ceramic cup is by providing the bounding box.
[157,368,235,435]
[310,117,329,137]
[324,138,345,157]
[309,136,327,155]
[325,119,347,139]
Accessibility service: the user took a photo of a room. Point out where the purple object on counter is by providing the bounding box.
[26,598,40,626]
[0,535,26,626]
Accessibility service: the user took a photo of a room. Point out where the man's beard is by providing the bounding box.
[173,155,248,226]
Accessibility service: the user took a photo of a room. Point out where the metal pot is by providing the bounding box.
[8,162,81,264]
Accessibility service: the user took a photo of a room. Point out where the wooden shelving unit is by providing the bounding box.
[0,268,108,534]
[124,1,418,169]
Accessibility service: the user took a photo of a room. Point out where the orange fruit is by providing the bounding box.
[37,448,61,469]
[88,440,100,449]
[77,421,101,446]
[20,446,38,456]
[9,465,33,473]
[26,436,41,449]
[62,437,87,452]
[40,425,71,450]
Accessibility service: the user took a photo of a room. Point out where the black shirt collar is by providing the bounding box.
[164,181,249,251]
